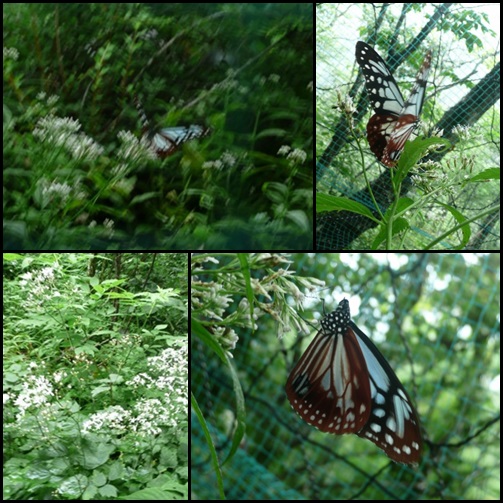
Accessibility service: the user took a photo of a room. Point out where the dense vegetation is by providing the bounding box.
[3,253,188,500]
[3,4,313,249]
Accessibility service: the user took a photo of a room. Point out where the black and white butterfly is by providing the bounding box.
[134,95,210,158]
[286,298,423,465]
[355,42,432,167]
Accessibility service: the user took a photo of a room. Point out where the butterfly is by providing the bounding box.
[355,42,432,167]
[285,298,423,465]
[134,95,210,158]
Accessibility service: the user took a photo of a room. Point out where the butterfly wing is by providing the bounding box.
[157,126,209,146]
[381,50,432,166]
[153,126,210,157]
[355,42,405,116]
[348,320,423,464]
[285,309,371,434]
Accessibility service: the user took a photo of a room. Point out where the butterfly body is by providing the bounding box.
[355,42,432,167]
[286,298,423,465]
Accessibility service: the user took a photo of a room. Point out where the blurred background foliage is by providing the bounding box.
[3,3,312,249]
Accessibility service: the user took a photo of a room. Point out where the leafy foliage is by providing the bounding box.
[3,253,188,500]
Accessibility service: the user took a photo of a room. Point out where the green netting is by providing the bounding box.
[316,4,500,250]
[191,253,500,500]
[192,415,307,500]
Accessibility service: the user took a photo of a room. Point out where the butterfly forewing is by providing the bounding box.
[285,306,371,433]
[286,298,423,465]
[394,49,432,118]
[350,321,423,464]
[355,42,405,115]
